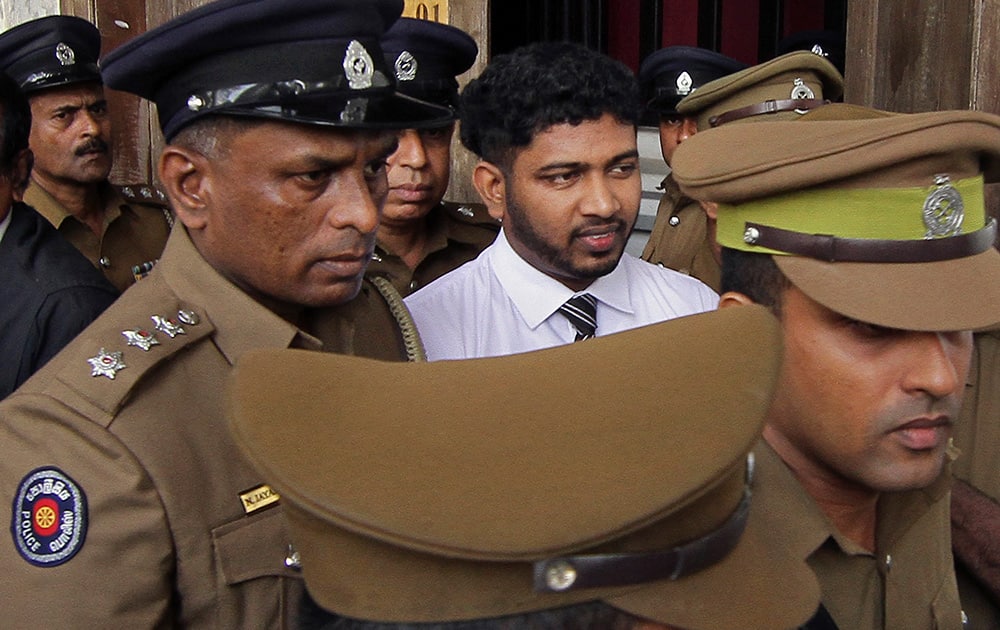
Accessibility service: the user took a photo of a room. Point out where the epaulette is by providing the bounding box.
[116,183,169,207]
[115,183,175,229]
[440,201,499,227]
[32,279,214,424]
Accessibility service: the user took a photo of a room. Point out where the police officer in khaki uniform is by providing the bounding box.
[637,46,745,288]
[672,104,1000,629]
[0,16,173,292]
[0,0,449,626]
[229,307,823,629]
[642,51,842,291]
[369,18,499,296]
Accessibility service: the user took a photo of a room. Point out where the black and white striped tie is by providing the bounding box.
[558,293,598,341]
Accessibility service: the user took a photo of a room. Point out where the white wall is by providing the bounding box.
[0,0,58,30]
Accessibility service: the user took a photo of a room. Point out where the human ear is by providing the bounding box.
[717,291,756,310]
[472,160,506,222]
[159,146,210,230]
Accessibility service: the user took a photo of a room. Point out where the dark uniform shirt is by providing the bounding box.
[0,202,117,398]
[0,225,418,628]
[754,441,963,630]
[24,180,173,292]
[641,174,721,291]
[368,201,500,296]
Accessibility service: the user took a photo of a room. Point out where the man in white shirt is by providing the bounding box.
[405,42,717,360]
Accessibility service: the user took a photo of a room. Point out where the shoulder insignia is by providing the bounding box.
[12,467,88,567]
[117,183,168,205]
[55,299,214,420]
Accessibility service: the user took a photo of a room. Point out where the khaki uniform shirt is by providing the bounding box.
[954,329,1000,501]
[368,201,500,296]
[0,226,415,628]
[640,174,720,291]
[25,180,173,292]
[754,442,963,630]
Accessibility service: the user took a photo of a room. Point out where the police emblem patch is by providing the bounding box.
[54,42,76,66]
[11,468,87,567]
[344,40,374,90]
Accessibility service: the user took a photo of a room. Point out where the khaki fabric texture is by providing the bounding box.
[230,305,822,630]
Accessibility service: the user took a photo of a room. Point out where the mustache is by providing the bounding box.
[74,139,109,156]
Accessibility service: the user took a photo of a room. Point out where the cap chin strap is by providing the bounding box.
[710,98,828,127]
[533,454,754,593]
[742,218,997,263]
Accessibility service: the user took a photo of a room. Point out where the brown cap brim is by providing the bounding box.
[228,306,820,629]
[776,248,1000,331]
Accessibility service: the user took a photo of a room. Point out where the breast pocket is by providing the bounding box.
[212,507,304,629]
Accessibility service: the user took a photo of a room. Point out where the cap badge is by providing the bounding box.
[923,174,964,238]
[87,348,126,380]
[810,44,829,58]
[395,51,417,82]
[122,329,160,352]
[340,98,369,124]
[676,71,693,96]
[187,94,206,112]
[54,42,76,67]
[790,78,815,100]
[344,40,375,90]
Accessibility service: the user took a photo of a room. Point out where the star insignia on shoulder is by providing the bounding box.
[152,315,185,338]
[122,329,160,351]
[88,348,126,380]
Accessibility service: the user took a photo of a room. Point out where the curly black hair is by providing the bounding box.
[459,42,640,168]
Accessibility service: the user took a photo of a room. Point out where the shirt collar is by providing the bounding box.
[491,229,634,329]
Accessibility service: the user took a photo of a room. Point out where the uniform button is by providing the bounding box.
[409,280,419,291]
[884,554,892,572]
[544,560,577,591]
[99,256,112,268]
[284,544,301,570]
[669,215,680,227]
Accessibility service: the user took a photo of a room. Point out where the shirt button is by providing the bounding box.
[669,215,680,227]
[284,544,301,570]
[409,280,419,291]
[884,554,892,572]
[99,256,111,268]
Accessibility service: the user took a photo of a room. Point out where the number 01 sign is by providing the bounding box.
[401,0,449,23]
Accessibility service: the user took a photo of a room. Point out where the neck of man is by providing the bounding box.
[31,171,105,237]
[762,426,879,552]
[377,216,430,270]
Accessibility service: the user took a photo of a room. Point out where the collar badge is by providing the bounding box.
[152,315,185,338]
[344,40,374,90]
[923,174,964,238]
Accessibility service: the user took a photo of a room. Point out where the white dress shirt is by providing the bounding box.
[405,230,719,360]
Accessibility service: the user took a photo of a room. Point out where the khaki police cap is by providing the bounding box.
[677,50,843,130]
[228,306,820,630]
[672,105,1000,332]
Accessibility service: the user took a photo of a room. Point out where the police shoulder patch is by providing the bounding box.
[11,467,88,567]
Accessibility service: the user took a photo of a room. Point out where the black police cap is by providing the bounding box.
[100,0,453,139]
[381,18,478,113]
[0,15,101,94]
[639,46,747,116]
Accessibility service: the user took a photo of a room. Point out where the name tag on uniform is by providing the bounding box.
[239,484,280,515]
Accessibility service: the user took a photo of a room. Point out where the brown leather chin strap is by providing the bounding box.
[742,218,997,263]
[709,98,829,127]
[532,485,751,593]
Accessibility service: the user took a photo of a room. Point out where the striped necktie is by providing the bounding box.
[558,293,598,341]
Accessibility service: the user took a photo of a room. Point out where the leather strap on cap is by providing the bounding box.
[533,486,750,593]
[709,98,828,127]
[742,218,997,263]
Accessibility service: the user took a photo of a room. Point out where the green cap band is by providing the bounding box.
[717,175,985,255]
